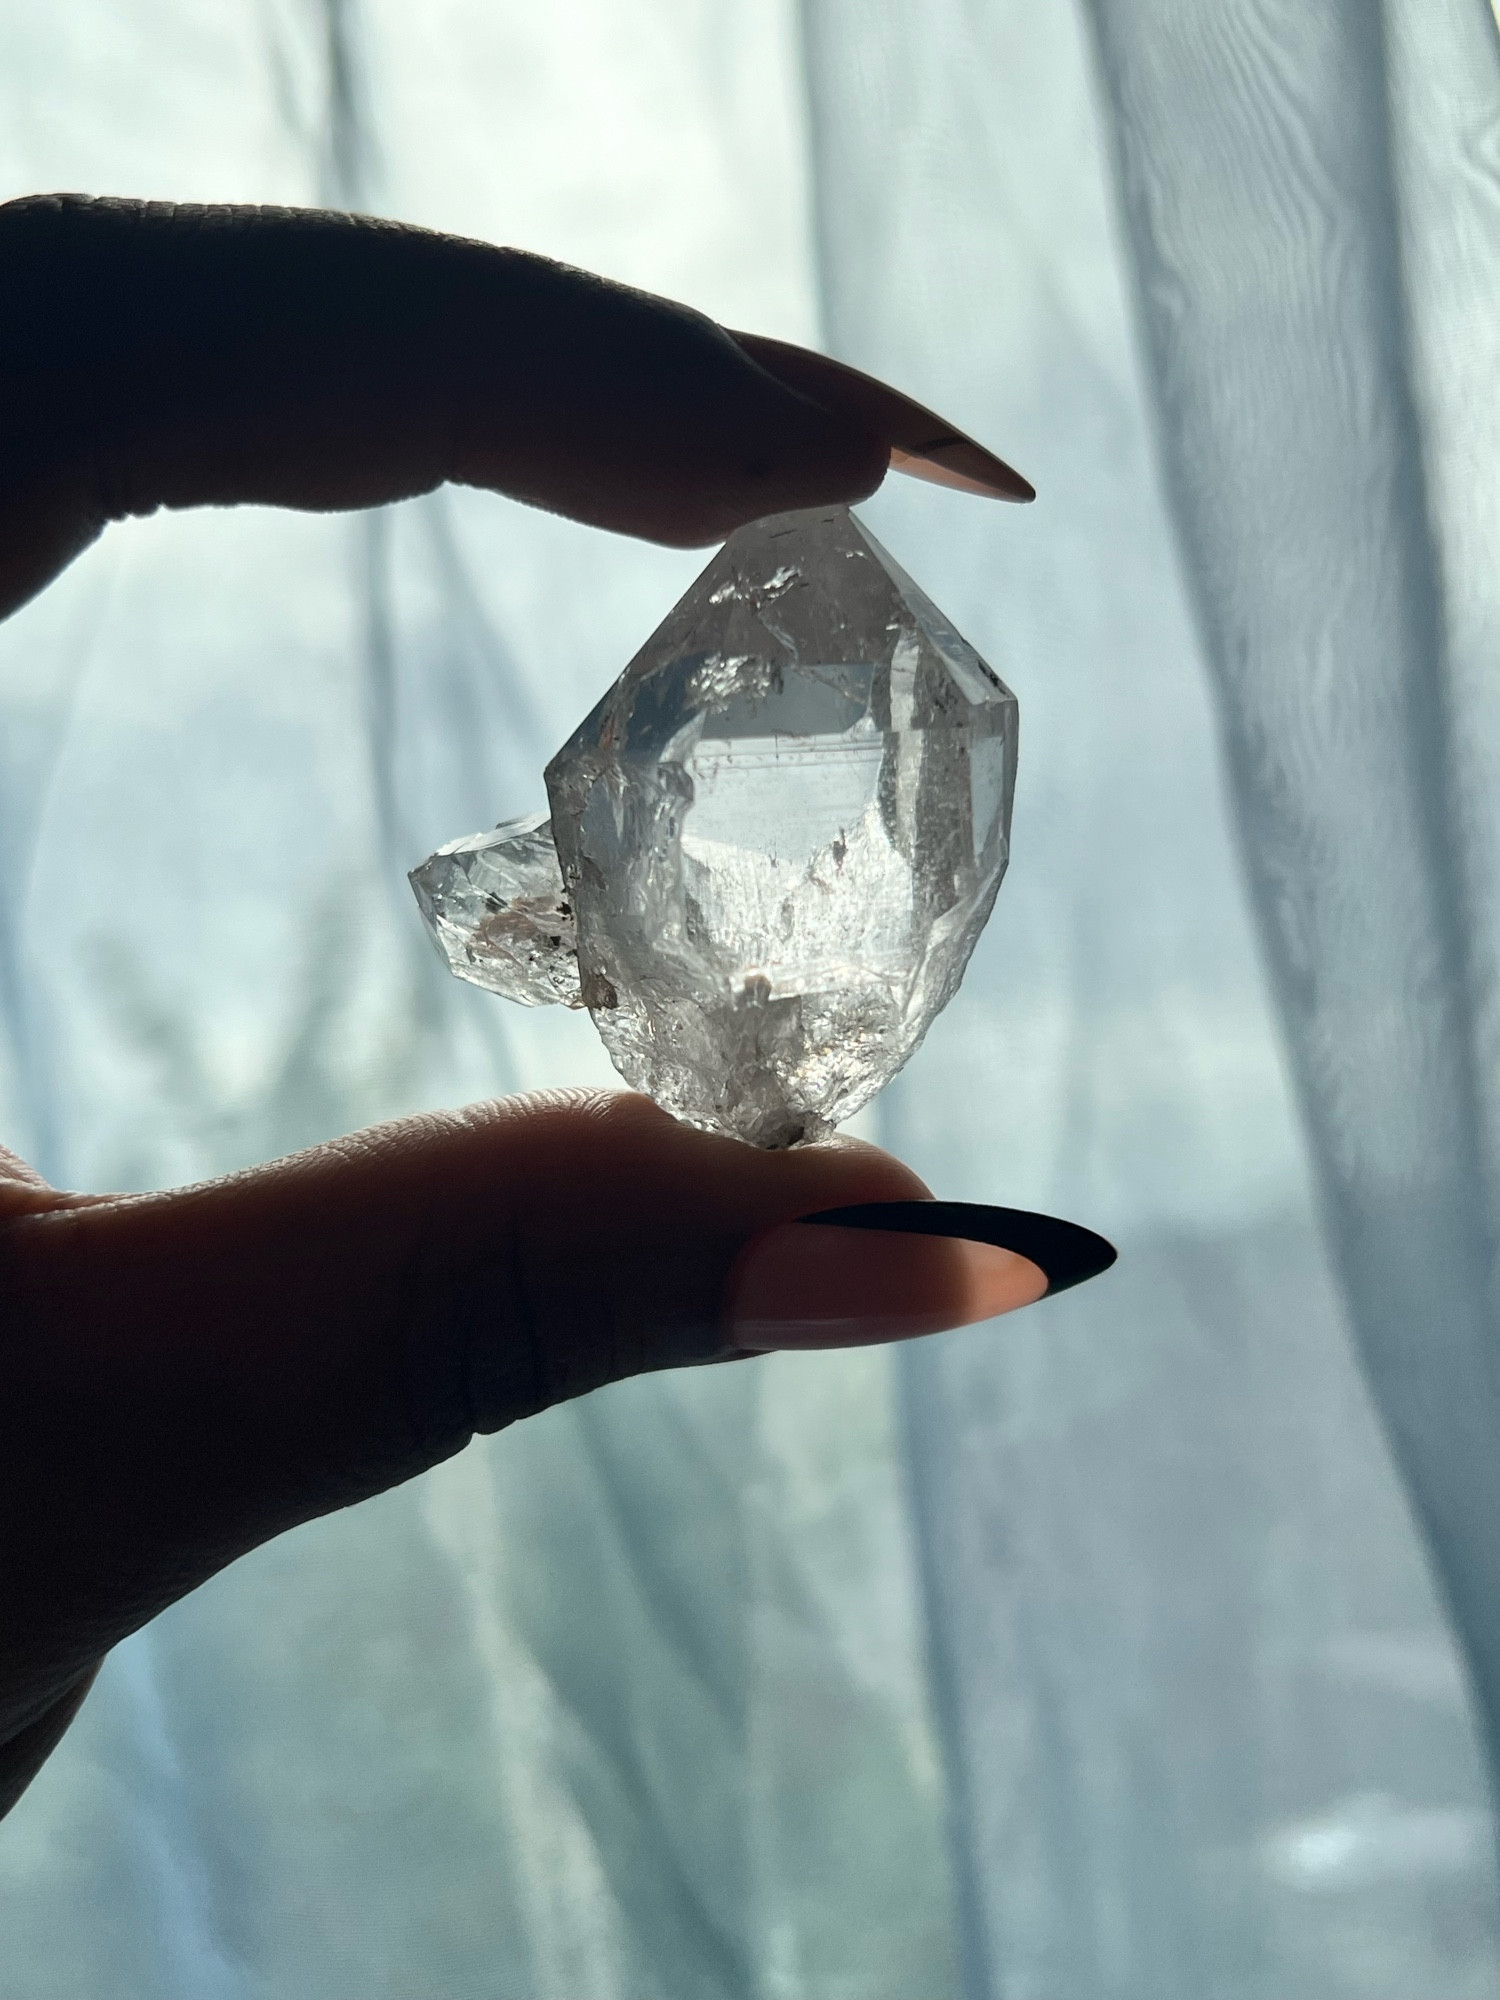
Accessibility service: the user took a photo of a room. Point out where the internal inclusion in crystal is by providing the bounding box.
[409,813,582,1008]
[411,506,1018,1148]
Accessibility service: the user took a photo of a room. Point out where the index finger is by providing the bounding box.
[0,194,887,616]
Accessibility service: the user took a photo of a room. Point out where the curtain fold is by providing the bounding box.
[1085,0,1500,1807]
[803,0,1500,1993]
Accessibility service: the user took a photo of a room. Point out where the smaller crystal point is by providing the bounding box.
[410,812,583,1007]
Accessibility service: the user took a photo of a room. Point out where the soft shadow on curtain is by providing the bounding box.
[0,3,1498,1998]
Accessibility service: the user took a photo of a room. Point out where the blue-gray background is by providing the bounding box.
[3,3,1499,1994]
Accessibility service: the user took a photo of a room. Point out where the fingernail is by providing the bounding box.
[727,1201,1114,1352]
[726,330,1036,503]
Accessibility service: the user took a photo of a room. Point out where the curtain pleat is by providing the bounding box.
[803,1,1500,1992]
[1086,0,1500,1843]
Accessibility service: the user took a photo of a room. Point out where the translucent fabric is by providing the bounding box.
[2,2,1498,1995]
[805,2,1500,1990]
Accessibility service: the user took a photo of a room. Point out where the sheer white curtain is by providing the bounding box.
[806,2,1500,1993]
[1086,0,1500,1794]
[1,3,1496,1996]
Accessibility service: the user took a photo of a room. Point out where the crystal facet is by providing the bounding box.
[409,811,582,1007]
[411,506,1017,1146]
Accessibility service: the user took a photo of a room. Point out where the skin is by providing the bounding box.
[0,196,961,1818]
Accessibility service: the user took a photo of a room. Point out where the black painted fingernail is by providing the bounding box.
[798,1201,1117,1298]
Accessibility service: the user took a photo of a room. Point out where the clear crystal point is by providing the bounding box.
[409,811,583,1007]
[541,505,1017,1146]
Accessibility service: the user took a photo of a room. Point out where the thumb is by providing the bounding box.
[2,1092,1066,1735]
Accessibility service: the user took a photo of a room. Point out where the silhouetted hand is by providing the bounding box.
[0,196,1067,1819]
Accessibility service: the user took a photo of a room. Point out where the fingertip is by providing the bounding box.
[616,350,890,547]
[715,349,888,531]
[521,1088,929,1214]
[727,329,1034,505]
[789,1129,934,1207]
[761,391,890,507]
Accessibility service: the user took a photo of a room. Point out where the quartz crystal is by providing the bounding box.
[412,506,1017,1147]
[409,811,582,1007]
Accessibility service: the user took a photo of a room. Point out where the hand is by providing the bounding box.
[0,195,1075,1818]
